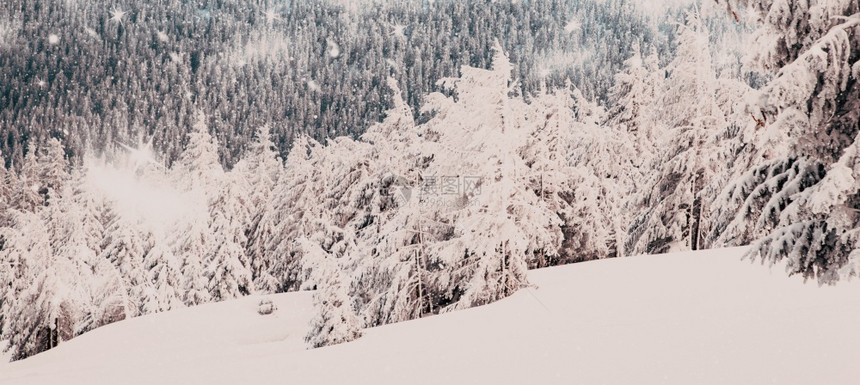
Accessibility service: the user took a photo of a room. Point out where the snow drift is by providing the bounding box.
[1,247,858,385]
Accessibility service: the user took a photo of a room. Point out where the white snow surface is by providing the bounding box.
[2,247,859,384]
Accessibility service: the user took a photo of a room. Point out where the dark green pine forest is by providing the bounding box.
[0,0,682,167]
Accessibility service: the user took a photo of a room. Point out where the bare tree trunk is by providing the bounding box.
[414,248,423,318]
[690,169,704,251]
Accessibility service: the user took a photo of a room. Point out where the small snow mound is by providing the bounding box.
[258,298,276,315]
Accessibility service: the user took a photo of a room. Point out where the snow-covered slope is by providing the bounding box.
[2,247,859,385]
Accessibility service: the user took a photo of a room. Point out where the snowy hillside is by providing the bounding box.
[2,247,858,385]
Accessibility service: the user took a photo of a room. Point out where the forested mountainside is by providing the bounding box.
[0,0,722,168]
[1,0,857,364]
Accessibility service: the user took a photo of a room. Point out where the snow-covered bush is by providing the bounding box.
[257,299,276,316]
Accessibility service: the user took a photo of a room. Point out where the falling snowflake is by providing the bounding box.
[264,9,280,25]
[36,78,46,88]
[110,8,127,25]
[307,79,321,92]
[393,24,406,39]
[48,34,60,45]
[119,140,163,171]
[156,30,168,42]
[326,38,340,58]
[564,18,580,33]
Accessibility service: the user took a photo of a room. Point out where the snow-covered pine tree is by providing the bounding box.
[99,214,149,317]
[0,161,11,226]
[758,136,860,282]
[173,111,224,190]
[358,200,437,325]
[4,259,80,361]
[360,77,420,166]
[826,137,860,278]
[351,79,455,325]
[235,125,282,293]
[605,43,664,160]
[716,0,860,282]
[697,69,759,250]
[34,164,129,333]
[520,82,612,260]
[303,239,362,349]
[78,252,130,332]
[204,174,253,301]
[172,111,224,305]
[249,194,282,293]
[37,139,70,201]
[605,45,665,189]
[175,212,214,306]
[418,42,562,310]
[40,178,107,333]
[519,84,580,265]
[547,85,636,261]
[0,211,44,341]
[0,208,82,361]
[441,176,536,310]
[706,157,824,247]
[268,128,382,295]
[141,241,185,314]
[257,76,428,325]
[11,145,43,212]
[119,158,186,314]
[626,14,726,255]
[262,136,326,293]
[63,167,107,253]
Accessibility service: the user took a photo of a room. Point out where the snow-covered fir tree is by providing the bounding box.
[37,139,71,201]
[141,241,185,314]
[350,78,438,325]
[173,111,225,191]
[234,125,283,293]
[303,240,363,349]
[627,14,727,255]
[11,146,44,213]
[0,209,79,361]
[563,88,637,260]
[258,137,323,293]
[204,174,253,301]
[419,43,562,310]
[173,112,224,305]
[604,45,665,184]
[0,211,45,340]
[716,0,860,282]
[99,214,149,317]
